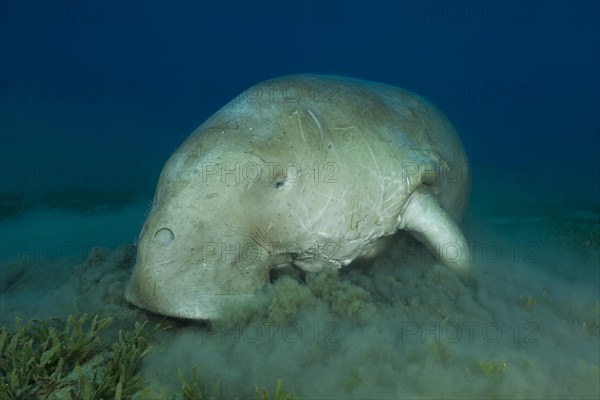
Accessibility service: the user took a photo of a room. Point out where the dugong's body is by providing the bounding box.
[126,75,471,320]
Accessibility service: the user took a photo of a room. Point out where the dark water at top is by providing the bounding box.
[1,1,598,210]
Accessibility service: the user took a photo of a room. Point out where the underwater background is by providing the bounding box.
[1,1,599,399]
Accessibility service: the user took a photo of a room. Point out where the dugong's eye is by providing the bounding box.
[154,228,174,245]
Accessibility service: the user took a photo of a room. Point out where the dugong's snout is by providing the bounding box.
[125,272,252,320]
[125,222,266,320]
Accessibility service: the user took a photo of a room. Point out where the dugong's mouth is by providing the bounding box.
[124,275,253,320]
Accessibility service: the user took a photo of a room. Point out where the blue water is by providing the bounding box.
[1,1,598,399]
[2,1,598,203]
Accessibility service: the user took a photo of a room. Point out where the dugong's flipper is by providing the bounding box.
[398,188,470,273]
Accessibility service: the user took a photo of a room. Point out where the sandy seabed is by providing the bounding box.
[1,194,599,399]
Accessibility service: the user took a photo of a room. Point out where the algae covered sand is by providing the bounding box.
[1,201,598,399]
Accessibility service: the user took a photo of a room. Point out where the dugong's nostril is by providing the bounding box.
[154,228,174,244]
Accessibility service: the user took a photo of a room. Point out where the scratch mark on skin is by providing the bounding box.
[293,110,306,143]
[307,108,324,145]
[358,104,372,117]
[243,150,268,164]
[362,138,386,214]
[330,126,357,132]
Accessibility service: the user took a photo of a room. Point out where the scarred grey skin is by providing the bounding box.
[125,74,471,320]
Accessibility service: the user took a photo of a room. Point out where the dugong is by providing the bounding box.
[126,75,471,320]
